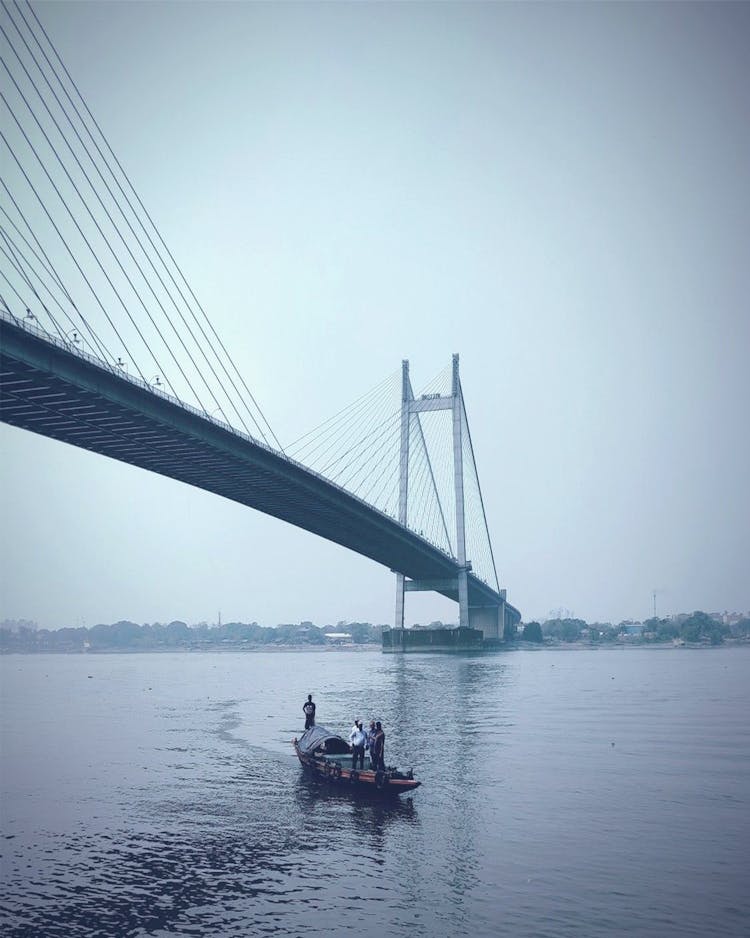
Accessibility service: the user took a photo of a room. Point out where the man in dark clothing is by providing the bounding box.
[365,720,377,767]
[303,694,316,729]
[371,721,386,771]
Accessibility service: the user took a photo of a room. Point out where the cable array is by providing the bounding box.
[287,364,499,588]
[287,368,455,553]
[0,4,500,586]
[459,382,500,591]
[0,0,281,448]
[404,367,454,554]
[288,370,404,519]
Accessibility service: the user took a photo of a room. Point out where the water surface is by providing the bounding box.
[1,646,748,936]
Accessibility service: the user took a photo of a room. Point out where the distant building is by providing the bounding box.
[621,624,643,634]
[619,624,644,641]
[325,632,352,644]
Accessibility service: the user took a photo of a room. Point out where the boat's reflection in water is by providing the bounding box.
[292,770,420,846]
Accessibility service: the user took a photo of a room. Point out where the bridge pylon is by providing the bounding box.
[393,354,505,640]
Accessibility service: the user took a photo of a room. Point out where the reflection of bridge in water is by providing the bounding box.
[0,2,519,637]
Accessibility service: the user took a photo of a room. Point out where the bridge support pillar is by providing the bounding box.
[394,573,406,629]
[468,604,501,640]
[452,354,470,630]
[394,359,411,630]
[457,569,469,628]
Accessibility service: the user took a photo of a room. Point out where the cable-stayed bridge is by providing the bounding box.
[0,1,520,638]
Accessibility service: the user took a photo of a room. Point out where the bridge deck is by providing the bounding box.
[1,316,516,611]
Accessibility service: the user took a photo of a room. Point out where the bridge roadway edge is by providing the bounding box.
[1,317,520,617]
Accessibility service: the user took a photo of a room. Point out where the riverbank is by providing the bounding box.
[3,638,749,656]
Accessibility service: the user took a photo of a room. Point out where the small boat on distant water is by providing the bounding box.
[293,725,421,795]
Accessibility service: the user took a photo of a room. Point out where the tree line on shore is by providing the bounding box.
[516,611,750,646]
[0,618,385,652]
[2,611,748,653]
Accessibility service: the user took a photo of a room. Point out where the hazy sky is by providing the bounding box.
[1,1,748,629]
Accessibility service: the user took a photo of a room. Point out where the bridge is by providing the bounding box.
[0,1,520,639]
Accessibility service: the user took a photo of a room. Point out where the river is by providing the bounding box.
[1,645,748,937]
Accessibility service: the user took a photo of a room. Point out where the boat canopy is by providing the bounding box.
[296,724,350,755]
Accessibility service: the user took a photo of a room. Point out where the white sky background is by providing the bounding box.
[1,0,748,628]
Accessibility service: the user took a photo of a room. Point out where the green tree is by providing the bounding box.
[680,611,729,645]
[522,621,543,643]
[110,620,141,646]
[348,622,374,643]
[543,618,585,642]
[165,620,190,644]
[89,623,114,647]
[642,617,678,641]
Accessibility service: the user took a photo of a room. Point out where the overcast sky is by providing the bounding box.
[1,0,748,629]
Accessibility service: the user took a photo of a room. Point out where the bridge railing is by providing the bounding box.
[0,307,281,447]
[1,308,481,578]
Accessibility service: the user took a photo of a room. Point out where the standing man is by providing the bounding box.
[349,720,366,771]
[303,694,316,730]
[371,721,386,771]
[365,720,377,767]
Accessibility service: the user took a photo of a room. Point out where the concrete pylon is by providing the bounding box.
[451,353,469,629]
[394,354,502,636]
[394,360,411,630]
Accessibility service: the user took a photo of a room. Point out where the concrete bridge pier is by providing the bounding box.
[468,603,501,640]
[467,590,516,640]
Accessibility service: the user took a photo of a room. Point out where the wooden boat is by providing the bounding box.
[293,724,421,795]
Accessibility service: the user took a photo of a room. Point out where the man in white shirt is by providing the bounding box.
[349,720,366,771]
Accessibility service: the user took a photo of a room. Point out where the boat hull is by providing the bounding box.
[293,741,421,795]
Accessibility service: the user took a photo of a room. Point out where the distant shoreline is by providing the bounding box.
[0,643,383,656]
[2,640,748,656]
